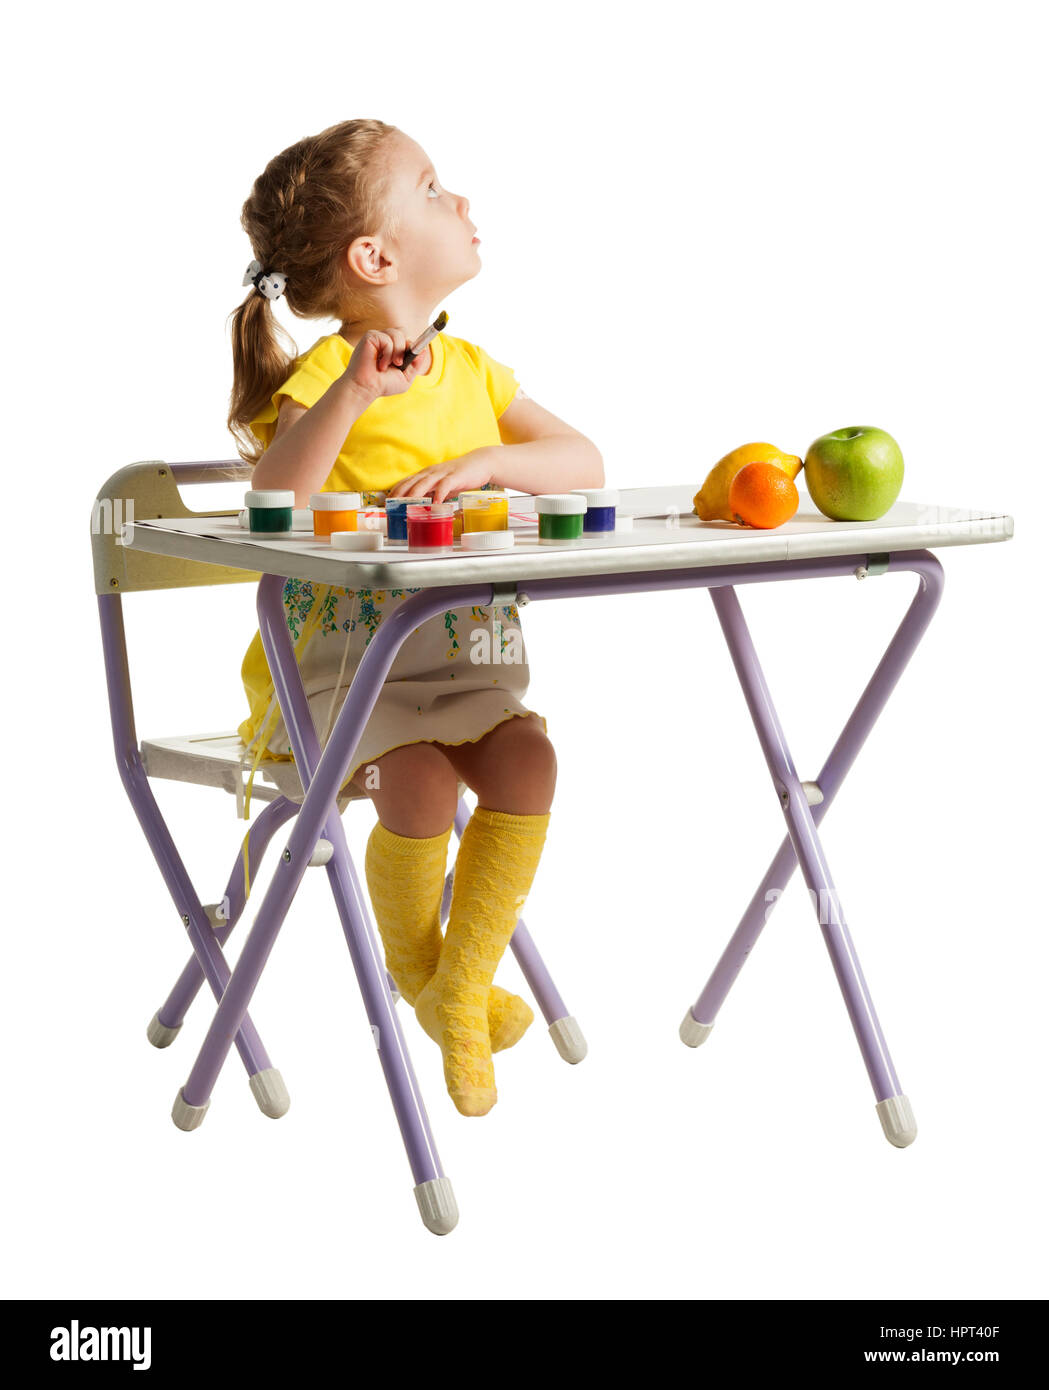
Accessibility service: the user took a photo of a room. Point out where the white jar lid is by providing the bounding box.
[535,493,587,514]
[245,489,295,508]
[461,529,516,550]
[386,495,434,509]
[310,492,362,510]
[571,488,620,507]
[331,530,383,551]
[237,509,248,528]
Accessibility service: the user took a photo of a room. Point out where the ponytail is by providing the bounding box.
[227,289,298,463]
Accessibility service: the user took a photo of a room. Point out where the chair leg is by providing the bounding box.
[98,593,287,1122]
[680,558,944,1148]
[149,793,299,1041]
[446,796,587,1065]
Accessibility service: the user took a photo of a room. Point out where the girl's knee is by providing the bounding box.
[353,742,459,836]
[480,719,557,809]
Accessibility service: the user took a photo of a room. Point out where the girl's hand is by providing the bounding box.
[342,329,432,401]
[388,449,496,504]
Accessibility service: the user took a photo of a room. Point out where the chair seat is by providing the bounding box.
[140,729,465,815]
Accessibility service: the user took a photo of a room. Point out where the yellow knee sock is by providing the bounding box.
[364,820,534,1052]
[415,807,551,1116]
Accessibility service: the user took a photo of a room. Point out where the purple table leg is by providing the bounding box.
[682,552,944,1147]
[175,575,505,1233]
[97,592,283,1116]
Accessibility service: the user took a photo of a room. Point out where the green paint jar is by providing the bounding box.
[245,489,295,537]
[535,493,587,544]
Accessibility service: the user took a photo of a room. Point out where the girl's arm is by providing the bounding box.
[250,329,430,506]
[490,390,604,495]
[251,377,376,506]
[384,387,605,505]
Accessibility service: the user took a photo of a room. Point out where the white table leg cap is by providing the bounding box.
[549,1016,588,1064]
[877,1094,917,1148]
[414,1177,459,1235]
[147,1013,181,1049]
[171,1088,210,1132]
[249,1068,290,1119]
[679,1010,714,1048]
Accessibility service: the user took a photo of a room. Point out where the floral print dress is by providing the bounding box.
[238,581,545,793]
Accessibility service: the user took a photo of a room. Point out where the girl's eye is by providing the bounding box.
[427,181,441,199]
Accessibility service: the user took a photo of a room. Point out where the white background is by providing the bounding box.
[5,0,1045,1301]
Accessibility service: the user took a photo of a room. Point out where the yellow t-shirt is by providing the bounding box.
[238,330,520,757]
[247,330,520,492]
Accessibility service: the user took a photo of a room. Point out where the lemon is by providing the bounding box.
[694,443,803,522]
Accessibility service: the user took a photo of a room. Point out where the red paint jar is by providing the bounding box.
[406,502,455,551]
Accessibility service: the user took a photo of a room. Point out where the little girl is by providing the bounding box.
[228,119,603,1117]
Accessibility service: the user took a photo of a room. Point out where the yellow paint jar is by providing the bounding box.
[459,489,509,532]
[310,492,362,539]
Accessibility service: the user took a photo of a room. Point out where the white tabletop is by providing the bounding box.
[125,483,1014,590]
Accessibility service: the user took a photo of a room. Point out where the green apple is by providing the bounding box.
[804,427,904,521]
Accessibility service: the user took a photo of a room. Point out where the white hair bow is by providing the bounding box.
[243,259,287,301]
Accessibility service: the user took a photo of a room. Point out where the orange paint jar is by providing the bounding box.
[310,492,362,539]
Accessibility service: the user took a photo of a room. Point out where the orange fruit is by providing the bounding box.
[693,443,803,522]
[728,461,799,529]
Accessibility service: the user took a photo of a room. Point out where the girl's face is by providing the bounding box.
[379,132,480,297]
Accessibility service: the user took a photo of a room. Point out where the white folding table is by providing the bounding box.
[93,459,1013,1233]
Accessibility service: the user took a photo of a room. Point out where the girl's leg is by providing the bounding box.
[417,716,557,1115]
[435,713,557,815]
[352,742,534,1052]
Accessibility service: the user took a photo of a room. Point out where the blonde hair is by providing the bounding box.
[228,118,401,462]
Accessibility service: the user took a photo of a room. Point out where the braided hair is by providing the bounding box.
[227,118,401,462]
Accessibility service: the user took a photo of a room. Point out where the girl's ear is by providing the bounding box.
[346,236,395,286]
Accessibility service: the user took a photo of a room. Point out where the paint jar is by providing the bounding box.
[356,507,387,535]
[570,487,619,533]
[407,502,455,550]
[331,530,383,552]
[459,489,509,532]
[310,492,362,538]
[361,490,388,508]
[245,490,295,536]
[461,529,515,552]
[385,495,434,544]
[238,504,313,531]
[534,493,587,544]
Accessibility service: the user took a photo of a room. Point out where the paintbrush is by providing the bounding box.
[399,310,449,371]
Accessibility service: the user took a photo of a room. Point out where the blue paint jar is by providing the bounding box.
[385,495,434,544]
[570,487,619,533]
